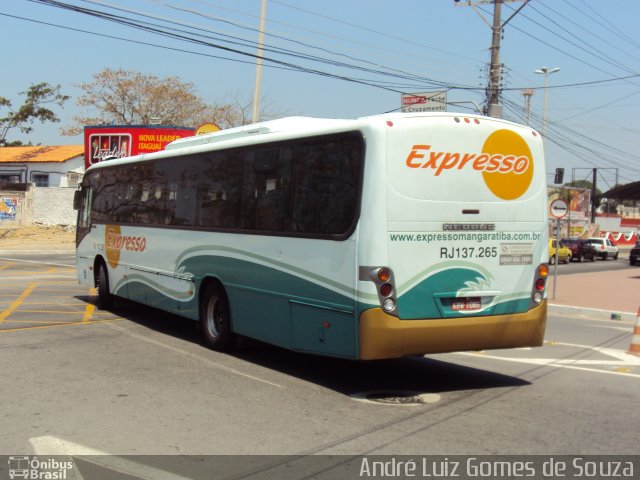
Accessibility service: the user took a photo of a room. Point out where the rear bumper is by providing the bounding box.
[358,300,547,360]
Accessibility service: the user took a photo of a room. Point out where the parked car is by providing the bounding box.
[562,238,597,262]
[586,237,619,260]
[630,241,640,266]
[548,239,571,264]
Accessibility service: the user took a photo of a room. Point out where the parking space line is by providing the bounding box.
[8,302,83,306]
[0,283,37,324]
[14,309,96,314]
[4,317,111,324]
[33,290,86,294]
[0,317,125,333]
[82,289,96,323]
[0,257,74,268]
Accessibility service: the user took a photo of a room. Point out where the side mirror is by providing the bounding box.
[73,189,82,210]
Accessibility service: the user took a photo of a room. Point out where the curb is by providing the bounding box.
[548,304,637,322]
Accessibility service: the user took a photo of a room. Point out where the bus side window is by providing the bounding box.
[198,151,243,230]
[252,148,291,232]
[288,136,361,235]
[78,187,92,228]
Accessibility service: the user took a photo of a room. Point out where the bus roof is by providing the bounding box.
[84,113,539,172]
[164,116,353,151]
[165,112,536,152]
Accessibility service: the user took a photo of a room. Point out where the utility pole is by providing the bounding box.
[252,0,268,123]
[487,0,503,117]
[591,168,598,223]
[454,0,530,118]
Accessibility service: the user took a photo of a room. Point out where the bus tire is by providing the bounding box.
[97,262,114,310]
[200,282,234,351]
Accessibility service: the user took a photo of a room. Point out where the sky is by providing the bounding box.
[2,0,640,191]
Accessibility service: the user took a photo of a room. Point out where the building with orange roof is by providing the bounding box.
[0,145,84,187]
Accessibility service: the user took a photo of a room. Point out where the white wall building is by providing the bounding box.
[0,145,84,188]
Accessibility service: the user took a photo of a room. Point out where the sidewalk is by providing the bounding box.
[547,264,640,322]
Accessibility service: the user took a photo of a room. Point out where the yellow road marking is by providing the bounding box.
[13,310,95,314]
[3,316,114,324]
[32,288,88,292]
[0,317,124,333]
[1,311,113,323]
[0,263,16,270]
[0,283,37,324]
[82,288,97,323]
[0,302,83,306]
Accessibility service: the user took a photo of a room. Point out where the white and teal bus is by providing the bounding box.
[75,112,549,360]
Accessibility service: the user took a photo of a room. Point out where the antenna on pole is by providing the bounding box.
[521,88,534,125]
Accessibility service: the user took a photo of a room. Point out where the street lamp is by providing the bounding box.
[534,66,560,138]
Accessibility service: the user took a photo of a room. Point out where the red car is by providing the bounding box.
[561,238,597,262]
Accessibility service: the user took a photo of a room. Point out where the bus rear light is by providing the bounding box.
[532,291,543,304]
[383,298,396,312]
[379,283,393,297]
[377,268,391,282]
[539,264,548,277]
[359,266,399,317]
[529,263,548,309]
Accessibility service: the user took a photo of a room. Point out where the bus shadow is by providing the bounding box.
[233,342,530,396]
[79,297,529,396]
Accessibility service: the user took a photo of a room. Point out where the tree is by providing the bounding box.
[208,92,284,129]
[63,69,288,135]
[0,83,69,146]
[63,69,211,135]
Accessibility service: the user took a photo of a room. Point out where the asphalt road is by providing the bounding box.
[0,252,638,460]
[553,255,635,275]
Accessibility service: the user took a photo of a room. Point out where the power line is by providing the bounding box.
[26,0,477,94]
[507,2,640,78]
[569,0,640,51]
[536,1,640,66]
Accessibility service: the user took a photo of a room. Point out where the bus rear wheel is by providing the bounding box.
[200,283,234,351]
[96,262,114,310]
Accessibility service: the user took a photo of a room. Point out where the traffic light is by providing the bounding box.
[554,168,564,184]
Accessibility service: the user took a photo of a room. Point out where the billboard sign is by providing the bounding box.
[83,125,195,169]
[401,91,448,113]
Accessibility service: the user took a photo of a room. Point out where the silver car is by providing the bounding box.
[586,237,619,260]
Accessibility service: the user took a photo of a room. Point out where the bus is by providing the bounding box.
[74,112,549,360]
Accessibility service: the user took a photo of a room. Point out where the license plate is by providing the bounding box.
[451,297,481,311]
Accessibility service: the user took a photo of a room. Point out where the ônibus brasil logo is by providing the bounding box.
[404,129,534,200]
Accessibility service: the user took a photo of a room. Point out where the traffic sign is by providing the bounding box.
[550,199,568,219]
[401,91,447,113]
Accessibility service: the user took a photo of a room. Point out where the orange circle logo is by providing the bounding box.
[106,224,121,268]
[481,129,534,200]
